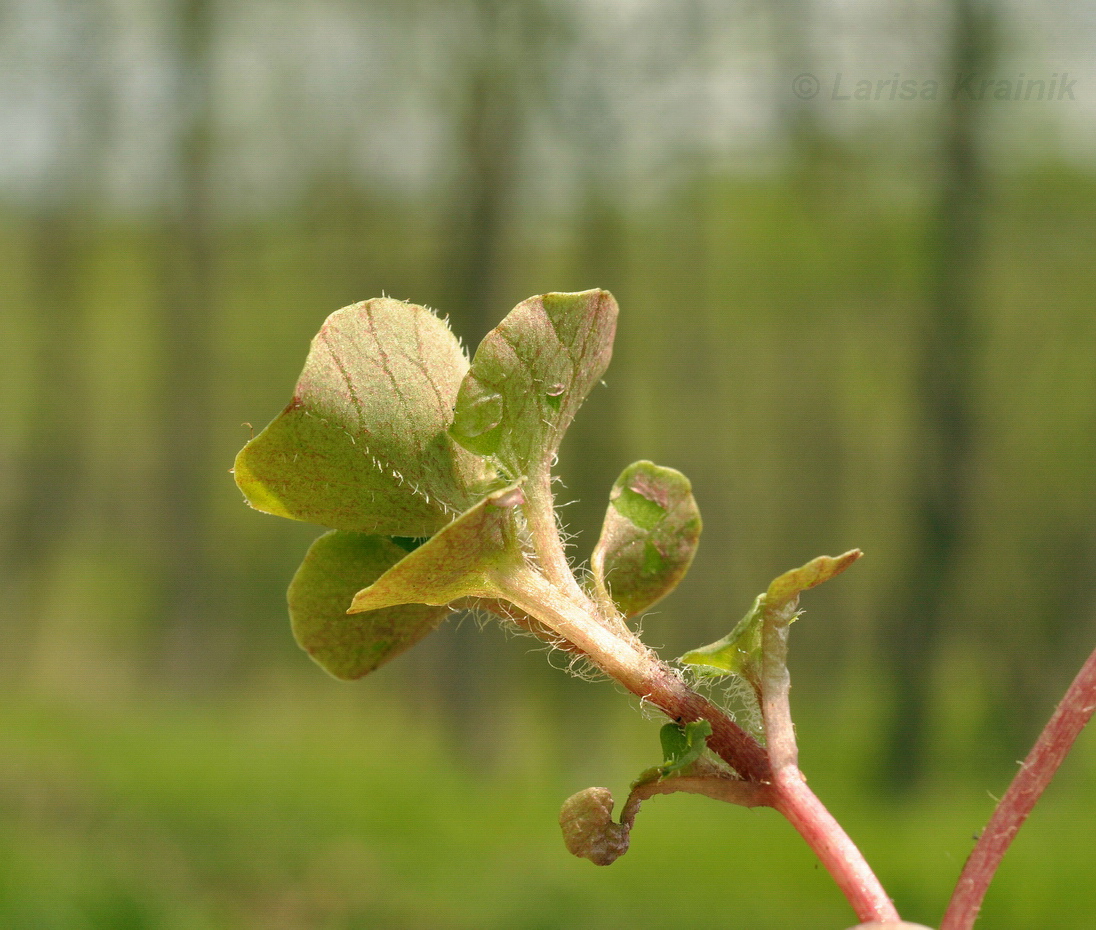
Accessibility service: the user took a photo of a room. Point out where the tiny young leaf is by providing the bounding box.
[631,718,717,789]
[679,551,862,683]
[289,531,449,680]
[766,550,862,609]
[679,594,767,686]
[590,460,702,617]
[659,719,713,777]
[235,298,490,537]
[449,290,617,478]
[348,485,527,613]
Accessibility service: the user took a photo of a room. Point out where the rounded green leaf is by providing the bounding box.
[348,485,527,614]
[289,531,450,680]
[235,298,491,537]
[590,461,702,618]
[449,290,618,477]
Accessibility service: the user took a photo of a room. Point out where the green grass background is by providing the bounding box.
[2,655,1094,929]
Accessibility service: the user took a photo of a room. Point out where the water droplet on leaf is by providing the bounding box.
[489,486,525,508]
[453,392,503,438]
[545,382,566,411]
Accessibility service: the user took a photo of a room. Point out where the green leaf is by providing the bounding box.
[631,718,716,789]
[679,595,767,685]
[348,485,527,613]
[590,461,702,617]
[766,549,862,609]
[289,531,449,680]
[659,721,690,764]
[658,719,713,777]
[449,290,617,477]
[234,298,491,537]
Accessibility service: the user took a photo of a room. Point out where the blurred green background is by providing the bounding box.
[2,1,1095,927]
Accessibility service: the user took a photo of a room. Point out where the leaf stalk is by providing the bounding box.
[497,562,899,924]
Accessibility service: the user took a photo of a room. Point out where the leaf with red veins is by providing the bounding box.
[449,290,618,478]
[234,298,492,536]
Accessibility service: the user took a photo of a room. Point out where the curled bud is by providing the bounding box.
[559,787,630,866]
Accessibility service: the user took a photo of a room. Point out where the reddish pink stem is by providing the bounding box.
[941,644,1096,930]
[771,768,901,924]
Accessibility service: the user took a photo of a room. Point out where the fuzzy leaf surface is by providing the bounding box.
[348,486,526,613]
[590,460,701,617]
[290,531,449,680]
[449,290,617,477]
[235,298,489,537]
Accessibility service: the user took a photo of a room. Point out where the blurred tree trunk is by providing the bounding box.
[155,0,218,678]
[557,189,630,550]
[771,0,825,178]
[2,3,107,635]
[552,0,632,556]
[4,210,88,627]
[880,0,994,791]
[438,0,523,346]
[430,0,540,761]
[769,0,849,657]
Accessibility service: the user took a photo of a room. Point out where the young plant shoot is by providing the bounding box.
[235,291,1096,930]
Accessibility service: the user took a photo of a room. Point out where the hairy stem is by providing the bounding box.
[620,768,772,828]
[493,567,771,781]
[494,566,898,923]
[756,596,897,922]
[761,598,800,772]
[522,470,590,603]
[940,643,1096,930]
